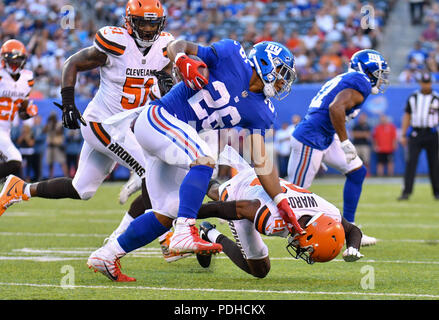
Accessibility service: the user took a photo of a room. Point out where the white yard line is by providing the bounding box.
[0,281,437,299]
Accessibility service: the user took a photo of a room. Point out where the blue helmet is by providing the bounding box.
[350,49,390,94]
[248,41,297,100]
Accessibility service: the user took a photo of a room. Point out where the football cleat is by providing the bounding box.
[119,172,142,204]
[159,231,193,263]
[196,221,217,268]
[169,218,222,255]
[87,246,136,282]
[0,175,29,217]
[360,233,377,247]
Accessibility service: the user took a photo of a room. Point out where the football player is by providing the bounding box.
[0,0,175,222]
[193,146,364,278]
[0,39,38,183]
[287,49,390,246]
[86,39,302,281]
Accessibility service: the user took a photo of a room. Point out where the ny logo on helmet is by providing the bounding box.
[265,44,282,56]
[367,53,383,63]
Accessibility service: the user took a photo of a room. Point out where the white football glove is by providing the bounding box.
[345,109,360,122]
[340,139,357,164]
[343,247,364,262]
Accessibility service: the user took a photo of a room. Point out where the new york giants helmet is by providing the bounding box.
[350,49,390,94]
[248,41,297,100]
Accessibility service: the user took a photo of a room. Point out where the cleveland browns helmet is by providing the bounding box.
[125,0,166,47]
[1,39,27,75]
[286,213,345,264]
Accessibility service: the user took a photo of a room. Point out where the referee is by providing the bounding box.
[398,72,439,200]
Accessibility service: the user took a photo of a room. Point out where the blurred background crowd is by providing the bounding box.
[1,0,395,99]
[1,0,437,181]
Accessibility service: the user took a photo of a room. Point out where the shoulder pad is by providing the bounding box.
[94,26,128,56]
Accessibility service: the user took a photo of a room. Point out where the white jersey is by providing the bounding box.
[83,26,174,122]
[217,146,341,238]
[0,68,34,132]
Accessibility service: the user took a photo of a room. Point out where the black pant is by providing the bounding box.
[410,1,425,25]
[402,129,439,196]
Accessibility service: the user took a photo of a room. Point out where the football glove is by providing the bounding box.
[340,139,357,164]
[152,70,175,96]
[274,194,305,235]
[175,53,208,90]
[26,101,38,117]
[54,87,86,129]
[342,246,364,262]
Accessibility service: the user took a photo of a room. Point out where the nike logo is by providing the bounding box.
[186,64,191,77]
[6,181,19,197]
[103,262,118,281]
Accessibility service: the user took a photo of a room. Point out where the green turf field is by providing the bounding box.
[0,179,438,300]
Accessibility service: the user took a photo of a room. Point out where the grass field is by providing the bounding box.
[0,178,438,301]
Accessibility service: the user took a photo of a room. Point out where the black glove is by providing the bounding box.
[153,70,175,97]
[53,87,86,129]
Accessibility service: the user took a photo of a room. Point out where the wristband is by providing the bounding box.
[61,86,75,106]
[273,193,287,205]
[174,52,187,63]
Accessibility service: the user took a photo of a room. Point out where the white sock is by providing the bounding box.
[24,184,31,198]
[112,212,134,238]
[106,237,126,255]
[207,228,222,243]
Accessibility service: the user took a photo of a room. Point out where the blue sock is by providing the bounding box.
[178,164,214,219]
[117,210,169,253]
[343,165,367,223]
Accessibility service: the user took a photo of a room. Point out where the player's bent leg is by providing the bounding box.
[0,160,21,180]
[169,156,222,255]
[288,137,322,188]
[88,210,171,281]
[196,221,270,278]
[119,171,142,205]
[344,165,376,246]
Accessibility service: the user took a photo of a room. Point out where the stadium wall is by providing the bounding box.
[33,84,439,178]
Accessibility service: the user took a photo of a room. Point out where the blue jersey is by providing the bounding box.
[152,39,275,135]
[293,71,372,150]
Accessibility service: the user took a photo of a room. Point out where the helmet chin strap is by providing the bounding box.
[252,55,276,98]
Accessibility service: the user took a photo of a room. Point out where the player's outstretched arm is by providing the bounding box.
[247,133,304,234]
[341,218,364,262]
[329,88,365,163]
[61,46,108,88]
[55,47,107,129]
[329,88,364,142]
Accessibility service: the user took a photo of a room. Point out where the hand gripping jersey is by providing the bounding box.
[293,71,372,150]
[0,68,34,132]
[152,39,276,135]
[84,26,174,122]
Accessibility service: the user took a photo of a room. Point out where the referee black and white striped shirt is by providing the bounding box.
[405,89,439,129]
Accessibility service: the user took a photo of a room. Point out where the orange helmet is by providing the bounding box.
[1,39,27,75]
[125,0,166,47]
[286,213,345,264]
